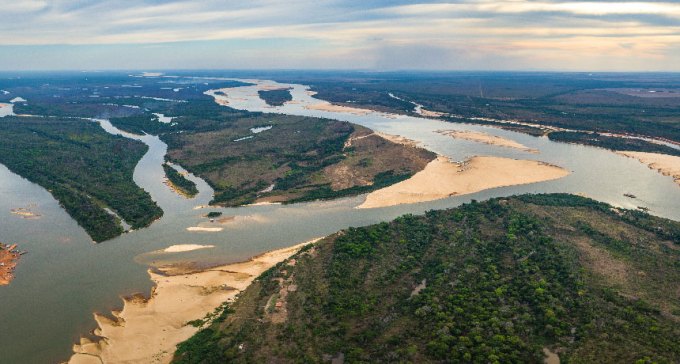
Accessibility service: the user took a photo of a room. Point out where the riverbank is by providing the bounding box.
[358,156,570,209]
[0,242,22,286]
[67,240,317,364]
[617,151,680,187]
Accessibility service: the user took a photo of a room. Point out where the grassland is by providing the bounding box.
[0,116,162,242]
[174,194,680,364]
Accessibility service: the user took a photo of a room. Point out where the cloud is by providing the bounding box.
[0,0,679,70]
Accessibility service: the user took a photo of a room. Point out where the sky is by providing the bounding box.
[1,0,679,71]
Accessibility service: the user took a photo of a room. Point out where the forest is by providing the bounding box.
[257,88,293,106]
[174,194,680,363]
[163,163,199,197]
[0,116,162,242]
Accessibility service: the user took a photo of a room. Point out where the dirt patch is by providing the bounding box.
[0,243,23,286]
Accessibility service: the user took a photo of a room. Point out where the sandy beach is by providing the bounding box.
[417,107,448,118]
[617,151,680,187]
[436,129,538,153]
[305,102,370,115]
[68,240,317,364]
[358,156,569,209]
[374,132,421,148]
[186,226,223,232]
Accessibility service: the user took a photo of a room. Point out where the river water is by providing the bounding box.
[0,78,679,363]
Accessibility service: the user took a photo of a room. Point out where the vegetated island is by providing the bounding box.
[258,88,293,106]
[0,117,162,242]
[105,92,435,207]
[359,156,569,209]
[173,194,680,364]
[162,112,436,206]
[0,242,23,286]
[163,163,199,197]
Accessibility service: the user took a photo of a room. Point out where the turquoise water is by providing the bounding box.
[0,78,678,363]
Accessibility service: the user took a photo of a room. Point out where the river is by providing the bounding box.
[0,77,679,363]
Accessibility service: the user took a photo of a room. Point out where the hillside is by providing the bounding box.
[174,194,680,363]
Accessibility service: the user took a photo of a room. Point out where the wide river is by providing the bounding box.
[1,78,679,363]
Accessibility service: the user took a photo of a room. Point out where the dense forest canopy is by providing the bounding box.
[175,194,680,364]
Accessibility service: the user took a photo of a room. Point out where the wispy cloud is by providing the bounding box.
[0,0,678,70]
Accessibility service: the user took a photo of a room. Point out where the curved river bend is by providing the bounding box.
[0,78,678,363]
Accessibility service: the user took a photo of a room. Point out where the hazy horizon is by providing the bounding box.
[2,1,680,72]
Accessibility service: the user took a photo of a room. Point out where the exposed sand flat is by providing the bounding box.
[417,108,447,118]
[358,156,569,209]
[259,85,290,91]
[163,244,215,253]
[305,102,370,115]
[437,129,538,153]
[186,226,223,232]
[617,151,680,187]
[68,240,317,364]
[375,132,421,148]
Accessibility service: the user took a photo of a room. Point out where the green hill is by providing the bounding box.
[174,194,680,363]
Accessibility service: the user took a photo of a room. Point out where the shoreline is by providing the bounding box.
[67,239,319,364]
[304,102,371,115]
[358,155,570,209]
[616,151,680,187]
[436,129,538,153]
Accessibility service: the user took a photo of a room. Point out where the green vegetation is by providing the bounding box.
[0,117,162,242]
[95,88,434,207]
[110,114,168,135]
[163,163,199,197]
[548,131,680,156]
[206,211,222,218]
[257,88,293,106]
[174,194,680,363]
[163,113,434,206]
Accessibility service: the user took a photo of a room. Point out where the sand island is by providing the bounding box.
[304,102,371,115]
[436,129,538,153]
[359,156,570,209]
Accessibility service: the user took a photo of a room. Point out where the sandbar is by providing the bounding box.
[163,244,215,253]
[68,240,318,364]
[617,151,680,187]
[304,102,370,115]
[186,226,223,232]
[358,156,569,209]
[437,129,537,153]
[375,132,421,148]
